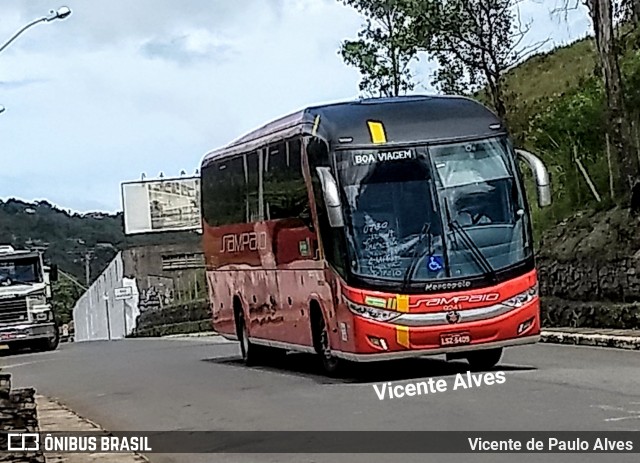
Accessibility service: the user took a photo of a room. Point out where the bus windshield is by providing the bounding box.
[336,136,532,284]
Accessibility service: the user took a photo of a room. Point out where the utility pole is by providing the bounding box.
[104,292,112,341]
[58,269,87,291]
[84,251,93,287]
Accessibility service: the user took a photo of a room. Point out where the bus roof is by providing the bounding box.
[201,95,505,166]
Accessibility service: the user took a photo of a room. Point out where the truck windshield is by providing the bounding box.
[0,258,41,285]
[335,136,532,284]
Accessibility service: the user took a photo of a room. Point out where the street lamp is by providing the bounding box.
[0,6,72,54]
[0,105,5,114]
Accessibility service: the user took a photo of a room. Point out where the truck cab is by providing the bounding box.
[0,245,60,351]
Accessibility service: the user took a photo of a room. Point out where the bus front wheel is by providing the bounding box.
[311,307,342,376]
[466,347,503,372]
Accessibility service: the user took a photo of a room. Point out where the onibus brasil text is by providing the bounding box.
[8,434,152,452]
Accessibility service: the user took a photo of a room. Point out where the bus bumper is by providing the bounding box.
[334,299,540,362]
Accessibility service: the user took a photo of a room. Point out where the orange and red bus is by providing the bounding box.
[200,95,551,374]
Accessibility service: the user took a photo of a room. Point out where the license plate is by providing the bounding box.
[440,332,471,347]
[1,333,16,341]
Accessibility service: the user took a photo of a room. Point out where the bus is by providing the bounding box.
[200,95,551,374]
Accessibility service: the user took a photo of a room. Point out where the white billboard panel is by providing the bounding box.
[121,176,201,235]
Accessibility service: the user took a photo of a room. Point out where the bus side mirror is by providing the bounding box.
[315,167,344,228]
[516,149,552,207]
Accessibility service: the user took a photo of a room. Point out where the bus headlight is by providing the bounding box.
[345,299,400,322]
[502,283,538,308]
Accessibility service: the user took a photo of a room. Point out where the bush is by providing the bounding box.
[541,297,640,329]
[131,299,212,337]
[131,320,214,338]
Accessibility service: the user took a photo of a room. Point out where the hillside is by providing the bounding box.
[505,37,597,111]
[0,198,200,285]
[2,31,637,283]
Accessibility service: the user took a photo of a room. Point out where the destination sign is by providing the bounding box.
[353,149,415,165]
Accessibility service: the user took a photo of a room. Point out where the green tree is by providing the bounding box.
[407,0,544,121]
[339,0,419,97]
[51,277,84,325]
[559,0,639,203]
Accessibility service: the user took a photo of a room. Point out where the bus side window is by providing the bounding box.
[307,138,347,276]
[246,151,261,222]
[201,155,246,226]
[263,138,309,222]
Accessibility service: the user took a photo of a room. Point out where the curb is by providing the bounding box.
[36,395,150,462]
[162,332,216,338]
[540,330,640,350]
[160,333,236,343]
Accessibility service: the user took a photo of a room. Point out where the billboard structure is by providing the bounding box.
[121,176,201,235]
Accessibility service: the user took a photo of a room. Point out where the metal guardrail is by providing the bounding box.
[161,253,204,270]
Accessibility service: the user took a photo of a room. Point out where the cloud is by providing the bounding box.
[0,78,48,90]
[0,0,592,213]
[140,31,236,64]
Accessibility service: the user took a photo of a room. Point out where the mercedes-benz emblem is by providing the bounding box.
[446,310,461,324]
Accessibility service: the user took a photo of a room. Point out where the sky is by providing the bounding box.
[0,0,591,213]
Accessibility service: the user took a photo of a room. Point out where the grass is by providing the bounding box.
[505,37,597,106]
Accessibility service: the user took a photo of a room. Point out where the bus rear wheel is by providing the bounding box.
[466,347,503,372]
[237,313,263,366]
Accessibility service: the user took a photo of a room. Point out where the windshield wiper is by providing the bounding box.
[443,198,497,283]
[401,222,432,293]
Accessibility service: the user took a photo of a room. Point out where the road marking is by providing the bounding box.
[0,360,48,369]
[592,404,640,423]
[604,415,640,422]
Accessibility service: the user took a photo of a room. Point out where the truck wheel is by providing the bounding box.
[32,325,60,352]
[466,347,502,372]
[32,336,59,352]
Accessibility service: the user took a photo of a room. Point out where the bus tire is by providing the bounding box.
[237,313,263,366]
[466,347,503,372]
[311,304,343,376]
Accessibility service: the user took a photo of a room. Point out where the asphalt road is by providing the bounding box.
[1,338,639,463]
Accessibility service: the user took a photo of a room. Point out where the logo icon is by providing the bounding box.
[427,255,444,272]
[445,311,461,324]
[7,433,40,451]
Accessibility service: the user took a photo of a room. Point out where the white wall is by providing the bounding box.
[72,252,141,341]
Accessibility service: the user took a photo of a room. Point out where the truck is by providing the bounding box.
[0,245,60,351]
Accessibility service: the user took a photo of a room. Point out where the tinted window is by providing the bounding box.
[264,138,309,221]
[246,151,260,222]
[201,155,246,226]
